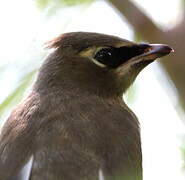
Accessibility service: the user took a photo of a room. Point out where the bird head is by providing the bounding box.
[35,32,173,97]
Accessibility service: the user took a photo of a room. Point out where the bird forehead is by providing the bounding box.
[47,32,133,50]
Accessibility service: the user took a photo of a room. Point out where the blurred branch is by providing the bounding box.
[108,0,163,40]
[108,0,185,110]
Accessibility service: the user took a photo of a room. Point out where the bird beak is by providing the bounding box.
[116,43,173,74]
[134,43,174,61]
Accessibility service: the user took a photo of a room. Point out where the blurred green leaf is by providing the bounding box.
[36,0,51,9]
[36,0,94,9]
[35,0,95,16]
[0,70,37,117]
[180,137,185,171]
[134,32,143,42]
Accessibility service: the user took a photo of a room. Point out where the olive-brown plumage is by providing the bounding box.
[0,32,173,180]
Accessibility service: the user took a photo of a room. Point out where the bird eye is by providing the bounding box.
[94,47,127,68]
[94,48,115,67]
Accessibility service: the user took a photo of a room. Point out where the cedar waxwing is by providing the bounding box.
[0,32,173,180]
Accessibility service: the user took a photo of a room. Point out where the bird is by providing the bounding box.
[0,32,173,180]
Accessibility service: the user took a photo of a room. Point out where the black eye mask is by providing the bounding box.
[94,44,149,68]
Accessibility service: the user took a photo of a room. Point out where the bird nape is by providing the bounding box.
[0,32,173,180]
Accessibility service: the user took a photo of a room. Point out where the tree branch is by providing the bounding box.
[108,0,163,41]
